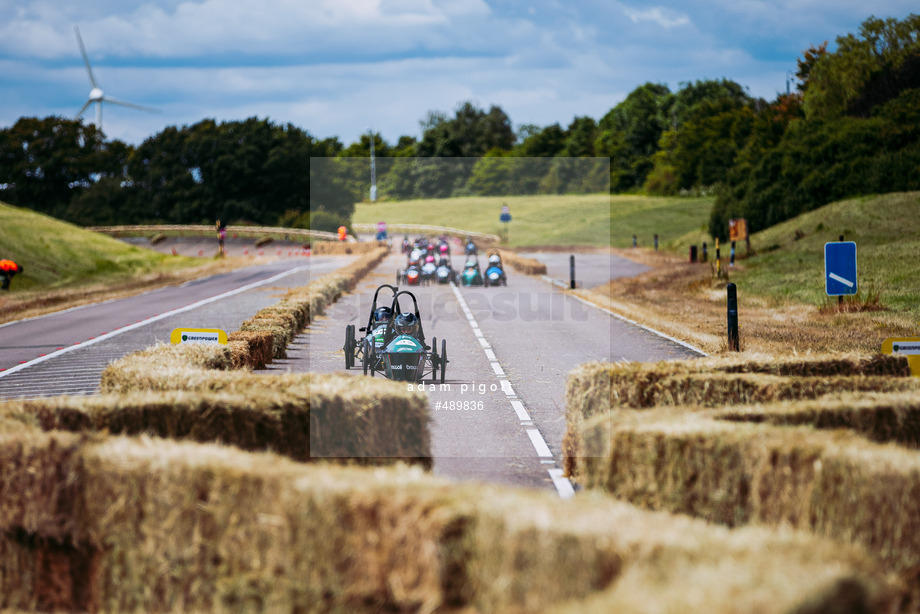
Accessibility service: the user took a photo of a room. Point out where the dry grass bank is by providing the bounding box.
[576,247,918,356]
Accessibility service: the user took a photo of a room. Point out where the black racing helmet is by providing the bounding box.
[372,306,392,324]
[394,312,419,337]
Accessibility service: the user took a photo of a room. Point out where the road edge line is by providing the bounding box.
[0,266,310,379]
[538,275,709,357]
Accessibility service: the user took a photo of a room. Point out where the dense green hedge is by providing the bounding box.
[710,87,920,238]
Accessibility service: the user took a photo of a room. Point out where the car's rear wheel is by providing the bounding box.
[440,339,447,383]
[344,324,355,369]
[430,336,439,383]
[362,338,371,375]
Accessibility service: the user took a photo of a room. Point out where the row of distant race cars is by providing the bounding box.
[396,236,507,287]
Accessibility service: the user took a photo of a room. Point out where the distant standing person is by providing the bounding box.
[216,220,227,256]
[0,259,23,291]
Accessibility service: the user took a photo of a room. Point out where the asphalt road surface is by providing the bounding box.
[0,255,354,399]
[270,250,704,496]
[0,244,705,496]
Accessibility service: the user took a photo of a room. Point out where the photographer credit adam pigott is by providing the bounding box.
[405,382,502,394]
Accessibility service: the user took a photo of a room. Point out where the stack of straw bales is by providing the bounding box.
[499,249,548,275]
[311,240,386,255]
[1,243,903,611]
[564,353,920,608]
[236,246,388,359]
[0,425,898,613]
[7,372,431,466]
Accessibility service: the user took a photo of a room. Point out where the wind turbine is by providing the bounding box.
[74,26,158,130]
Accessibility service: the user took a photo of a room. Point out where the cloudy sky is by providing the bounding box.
[0,0,916,147]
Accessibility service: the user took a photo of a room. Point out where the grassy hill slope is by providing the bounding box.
[583,191,920,356]
[353,194,713,248]
[0,200,196,293]
[731,191,920,313]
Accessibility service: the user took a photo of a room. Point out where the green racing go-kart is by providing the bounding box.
[353,289,447,383]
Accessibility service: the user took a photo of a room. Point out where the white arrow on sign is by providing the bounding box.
[828,272,854,288]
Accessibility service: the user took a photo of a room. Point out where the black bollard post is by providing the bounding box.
[730,241,736,267]
[632,234,637,248]
[715,238,722,277]
[727,282,740,351]
[654,233,659,251]
[702,242,708,263]
[689,245,698,263]
[838,234,844,307]
[569,254,576,290]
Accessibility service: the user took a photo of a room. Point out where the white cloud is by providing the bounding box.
[622,6,690,29]
[1,0,919,147]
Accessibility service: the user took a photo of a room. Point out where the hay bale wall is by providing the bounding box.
[311,240,386,255]
[577,411,920,588]
[6,373,432,468]
[234,245,388,359]
[0,428,898,613]
[500,249,548,275]
[564,354,920,608]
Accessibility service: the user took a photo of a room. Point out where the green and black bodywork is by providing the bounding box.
[344,283,398,370]
[362,290,448,383]
[460,257,483,286]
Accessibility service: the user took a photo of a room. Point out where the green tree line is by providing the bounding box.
[0,14,917,238]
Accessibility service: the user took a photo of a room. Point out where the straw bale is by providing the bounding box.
[594,353,911,382]
[606,369,917,409]
[711,352,912,377]
[499,250,548,276]
[226,331,273,369]
[99,343,236,393]
[0,431,896,614]
[562,362,611,477]
[563,359,918,478]
[573,409,920,601]
[69,440,461,612]
[239,315,294,359]
[271,298,311,329]
[311,241,384,255]
[0,428,87,542]
[5,373,432,467]
[716,391,920,448]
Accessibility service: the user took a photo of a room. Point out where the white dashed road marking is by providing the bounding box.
[449,282,575,499]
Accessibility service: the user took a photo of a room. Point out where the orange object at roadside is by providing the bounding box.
[0,259,20,272]
[337,226,347,241]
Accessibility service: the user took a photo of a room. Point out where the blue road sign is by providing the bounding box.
[825,241,857,296]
